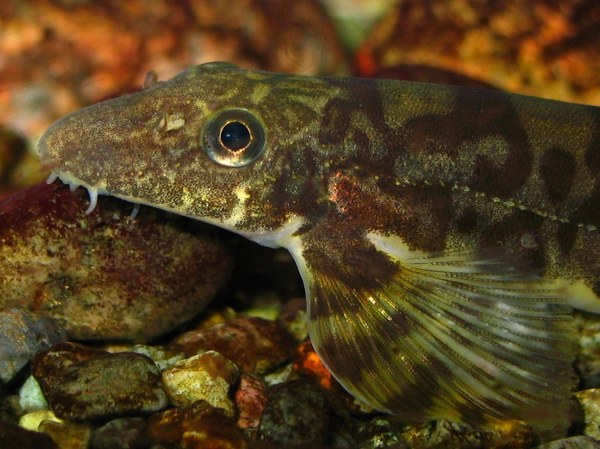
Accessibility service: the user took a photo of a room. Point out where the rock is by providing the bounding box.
[39,419,92,449]
[0,181,232,341]
[18,409,60,432]
[0,393,21,424]
[277,297,308,341]
[234,374,268,430]
[404,420,481,449]
[147,400,246,449]
[480,421,536,449]
[258,379,332,447]
[31,342,106,388]
[0,307,66,383]
[0,0,347,139]
[356,416,406,449]
[0,126,41,194]
[292,339,362,413]
[393,419,534,449]
[90,417,149,449]
[170,315,296,374]
[576,312,600,389]
[576,389,600,440]
[161,351,238,415]
[132,345,185,371]
[356,0,600,105]
[293,339,334,389]
[19,376,48,412]
[0,420,58,449]
[33,343,167,420]
[536,436,600,449]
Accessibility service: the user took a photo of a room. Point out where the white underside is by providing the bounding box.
[50,170,306,249]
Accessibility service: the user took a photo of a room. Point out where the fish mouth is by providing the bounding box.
[46,170,145,219]
[45,170,106,215]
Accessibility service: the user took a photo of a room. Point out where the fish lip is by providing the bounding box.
[46,169,108,215]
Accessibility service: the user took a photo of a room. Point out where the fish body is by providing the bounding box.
[38,62,600,429]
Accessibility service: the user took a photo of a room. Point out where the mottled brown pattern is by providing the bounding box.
[571,188,600,230]
[37,63,600,429]
[540,148,576,205]
[301,218,398,293]
[455,208,479,235]
[455,90,533,199]
[317,78,392,150]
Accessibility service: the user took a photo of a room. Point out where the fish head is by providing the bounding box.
[37,62,335,244]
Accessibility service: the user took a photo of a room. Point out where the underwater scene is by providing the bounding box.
[1,1,600,448]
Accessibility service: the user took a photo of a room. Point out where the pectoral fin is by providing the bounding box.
[288,231,576,429]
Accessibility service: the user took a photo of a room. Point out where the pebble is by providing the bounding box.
[277,296,309,341]
[90,418,149,449]
[0,420,58,449]
[356,416,406,449]
[258,379,332,447]
[39,419,92,449]
[161,351,238,415]
[576,389,600,440]
[536,436,600,449]
[575,312,600,389]
[132,344,185,371]
[19,375,48,412]
[404,420,481,449]
[0,307,66,384]
[170,315,296,374]
[292,339,364,414]
[0,181,232,341]
[33,343,167,420]
[234,374,268,430]
[19,409,60,432]
[293,339,334,389]
[147,400,246,449]
[0,126,42,193]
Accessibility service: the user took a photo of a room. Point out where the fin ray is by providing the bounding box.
[295,233,575,428]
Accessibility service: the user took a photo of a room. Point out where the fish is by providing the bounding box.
[37,62,600,430]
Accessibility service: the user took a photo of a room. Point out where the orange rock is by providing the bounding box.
[357,0,600,104]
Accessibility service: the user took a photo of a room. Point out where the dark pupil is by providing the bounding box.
[220,122,251,151]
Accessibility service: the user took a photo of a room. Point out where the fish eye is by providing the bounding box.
[221,121,251,151]
[202,108,266,167]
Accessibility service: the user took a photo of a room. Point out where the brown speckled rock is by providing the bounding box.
[170,315,295,374]
[0,182,232,341]
[0,307,66,383]
[147,400,246,449]
[258,379,332,447]
[161,351,238,414]
[38,420,92,449]
[33,343,167,420]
